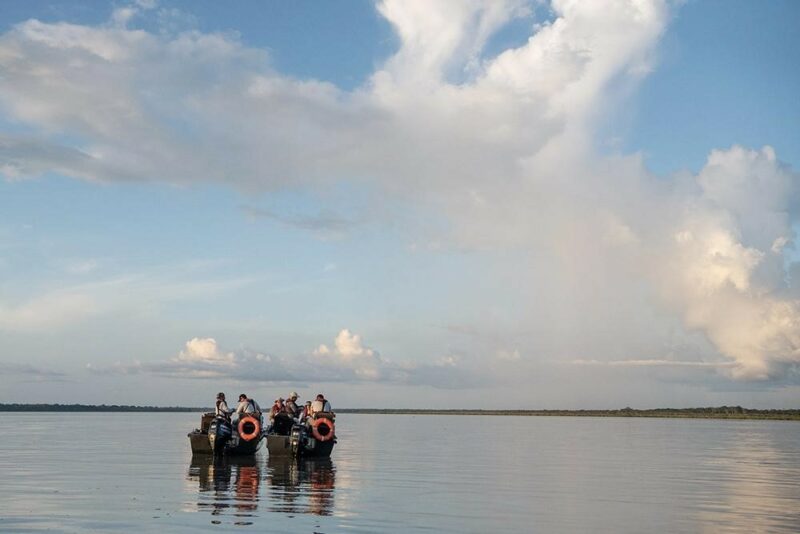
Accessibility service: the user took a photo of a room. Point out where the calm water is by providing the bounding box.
[0,413,798,533]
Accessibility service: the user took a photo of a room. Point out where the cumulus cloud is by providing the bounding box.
[1,1,798,385]
[649,147,800,380]
[92,330,479,388]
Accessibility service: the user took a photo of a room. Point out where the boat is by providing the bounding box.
[188,412,264,455]
[266,412,336,458]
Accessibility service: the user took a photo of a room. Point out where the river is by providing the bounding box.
[0,413,798,532]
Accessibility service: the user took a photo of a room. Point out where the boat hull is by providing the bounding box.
[266,434,334,458]
[189,430,264,455]
[188,413,264,456]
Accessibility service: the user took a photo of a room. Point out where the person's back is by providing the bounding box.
[310,394,331,416]
[215,393,230,418]
[269,399,284,421]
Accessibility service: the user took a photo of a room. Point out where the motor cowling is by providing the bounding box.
[289,424,306,457]
[209,418,232,454]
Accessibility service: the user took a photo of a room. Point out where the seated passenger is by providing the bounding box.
[309,393,332,417]
[235,393,261,415]
[233,393,261,424]
[300,400,312,422]
[284,392,300,418]
[268,397,284,424]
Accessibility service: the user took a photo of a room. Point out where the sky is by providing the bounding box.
[0,0,798,409]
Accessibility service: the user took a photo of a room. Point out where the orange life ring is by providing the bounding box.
[238,416,261,441]
[311,417,335,442]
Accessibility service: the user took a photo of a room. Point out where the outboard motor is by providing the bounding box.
[208,418,232,455]
[289,424,307,458]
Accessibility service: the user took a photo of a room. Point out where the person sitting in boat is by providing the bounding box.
[309,393,332,417]
[233,393,261,423]
[267,397,284,428]
[215,392,231,419]
[300,400,312,422]
[284,392,300,418]
[235,393,261,415]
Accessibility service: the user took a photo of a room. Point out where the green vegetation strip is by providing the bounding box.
[335,408,800,420]
[0,404,798,420]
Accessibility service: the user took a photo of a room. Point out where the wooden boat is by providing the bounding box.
[188,412,264,455]
[266,412,336,458]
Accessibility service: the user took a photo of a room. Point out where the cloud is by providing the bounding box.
[0,267,256,332]
[242,205,357,238]
[1,1,798,385]
[0,0,666,191]
[91,330,480,388]
[0,362,66,379]
[572,359,735,369]
[648,147,800,380]
[0,290,99,331]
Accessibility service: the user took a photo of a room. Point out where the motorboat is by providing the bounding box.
[188,412,264,455]
[266,412,336,458]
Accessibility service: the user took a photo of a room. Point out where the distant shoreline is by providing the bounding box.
[0,404,798,420]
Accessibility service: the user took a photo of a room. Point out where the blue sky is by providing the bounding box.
[0,1,798,408]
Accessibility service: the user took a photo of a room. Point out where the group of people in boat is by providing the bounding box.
[214,391,332,432]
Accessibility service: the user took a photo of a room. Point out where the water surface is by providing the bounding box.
[1,413,798,532]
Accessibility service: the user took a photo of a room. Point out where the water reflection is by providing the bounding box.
[266,456,336,516]
[186,454,337,523]
[187,455,261,525]
[693,427,800,532]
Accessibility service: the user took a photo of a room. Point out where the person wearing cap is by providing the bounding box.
[215,392,231,418]
[284,392,300,417]
[235,393,261,417]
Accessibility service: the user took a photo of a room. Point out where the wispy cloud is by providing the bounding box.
[571,359,737,369]
[0,266,258,332]
[0,362,66,380]
[241,205,357,239]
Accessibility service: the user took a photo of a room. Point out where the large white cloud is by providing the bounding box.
[1,1,798,385]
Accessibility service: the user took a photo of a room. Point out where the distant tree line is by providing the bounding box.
[0,403,208,412]
[333,407,800,420]
[0,404,797,420]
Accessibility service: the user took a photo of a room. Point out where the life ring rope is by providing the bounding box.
[238,416,261,441]
[311,417,335,442]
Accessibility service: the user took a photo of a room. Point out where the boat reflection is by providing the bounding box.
[265,456,336,516]
[186,454,337,521]
[187,455,261,525]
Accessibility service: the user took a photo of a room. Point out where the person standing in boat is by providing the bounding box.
[284,392,300,418]
[215,392,231,419]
